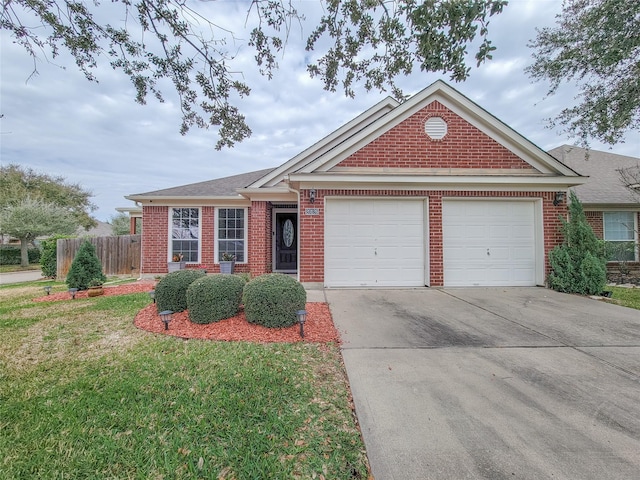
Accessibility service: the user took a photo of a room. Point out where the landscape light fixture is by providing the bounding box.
[149,290,156,303]
[309,189,316,204]
[159,310,173,330]
[43,286,52,295]
[296,310,307,339]
[68,288,78,299]
[553,191,566,206]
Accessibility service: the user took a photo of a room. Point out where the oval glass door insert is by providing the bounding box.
[283,219,294,247]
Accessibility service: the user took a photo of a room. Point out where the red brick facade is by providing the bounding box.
[338,101,533,170]
[141,205,253,275]
[138,87,579,286]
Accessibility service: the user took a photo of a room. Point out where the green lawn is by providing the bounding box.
[0,283,368,479]
[608,286,640,310]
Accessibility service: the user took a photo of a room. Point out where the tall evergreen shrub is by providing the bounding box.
[66,240,106,290]
[548,192,606,295]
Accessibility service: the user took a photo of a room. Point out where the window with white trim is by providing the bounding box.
[604,211,636,262]
[217,208,246,262]
[171,208,200,262]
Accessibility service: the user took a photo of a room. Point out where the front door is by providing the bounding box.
[274,211,298,272]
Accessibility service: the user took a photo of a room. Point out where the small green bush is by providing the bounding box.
[187,274,246,324]
[39,235,73,278]
[66,240,106,290]
[155,269,206,313]
[243,273,306,328]
[0,245,40,265]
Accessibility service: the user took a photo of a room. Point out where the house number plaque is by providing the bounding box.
[304,208,320,216]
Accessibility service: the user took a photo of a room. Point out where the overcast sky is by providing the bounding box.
[2,0,638,222]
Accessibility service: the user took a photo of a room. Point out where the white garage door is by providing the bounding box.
[443,200,537,286]
[325,199,426,287]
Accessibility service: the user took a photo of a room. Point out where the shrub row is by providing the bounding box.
[0,245,41,265]
[154,271,307,328]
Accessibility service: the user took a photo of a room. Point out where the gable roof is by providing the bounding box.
[245,80,581,192]
[549,145,640,206]
[126,168,275,201]
[296,80,578,176]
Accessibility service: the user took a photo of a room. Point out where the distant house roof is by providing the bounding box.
[126,168,275,200]
[549,145,640,206]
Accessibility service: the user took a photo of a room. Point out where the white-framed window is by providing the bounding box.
[604,211,637,262]
[170,208,200,262]
[216,208,247,263]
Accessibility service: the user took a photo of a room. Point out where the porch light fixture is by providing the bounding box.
[159,310,173,330]
[309,189,316,204]
[43,286,52,295]
[149,290,156,303]
[296,310,307,339]
[68,288,78,299]
[553,191,566,206]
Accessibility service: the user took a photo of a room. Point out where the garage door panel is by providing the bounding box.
[325,199,426,287]
[443,200,537,287]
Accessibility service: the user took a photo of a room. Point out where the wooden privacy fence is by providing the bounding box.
[57,235,141,279]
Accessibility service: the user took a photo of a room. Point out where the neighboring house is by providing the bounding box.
[126,80,587,287]
[549,145,640,264]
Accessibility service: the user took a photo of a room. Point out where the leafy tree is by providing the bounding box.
[0,164,96,229]
[527,0,640,146]
[109,213,140,235]
[0,198,78,266]
[66,240,106,290]
[1,0,507,149]
[547,191,607,295]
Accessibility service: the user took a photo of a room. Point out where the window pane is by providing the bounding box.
[604,212,634,241]
[218,208,246,262]
[171,208,199,262]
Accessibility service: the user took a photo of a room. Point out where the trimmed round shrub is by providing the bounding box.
[242,273,306,328]
[66,240,106,290]
[155,269,206,313]
[187,274,246,324]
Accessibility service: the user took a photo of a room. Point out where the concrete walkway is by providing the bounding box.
[327,287,640,480]
[0,270,45,285]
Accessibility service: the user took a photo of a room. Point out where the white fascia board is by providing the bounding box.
[289,172,587,191]
[248,97,400,189]
[583,204,640,211]
[301,80,579,177]
[127,196,250,207]
[236,187,297,202]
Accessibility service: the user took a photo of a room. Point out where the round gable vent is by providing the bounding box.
[424,116,447,140]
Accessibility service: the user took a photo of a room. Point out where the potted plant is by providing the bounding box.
[219,252,235,274]
[87,278,105,297]
[168,253,186,272]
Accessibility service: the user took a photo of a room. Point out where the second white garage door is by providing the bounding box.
[325,199,426,287]
[442,199,538,286]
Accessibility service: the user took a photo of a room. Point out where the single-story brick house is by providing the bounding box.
[549,145,639,266]
[126,80,587,287]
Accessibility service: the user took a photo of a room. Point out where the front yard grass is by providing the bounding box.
[0,283,368,479]
[608,286,640,310]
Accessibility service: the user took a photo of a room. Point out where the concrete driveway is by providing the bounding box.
[327,288,640,480]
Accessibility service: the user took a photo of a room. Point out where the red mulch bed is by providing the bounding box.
[134,302,338,344]
[34,281,339,344]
